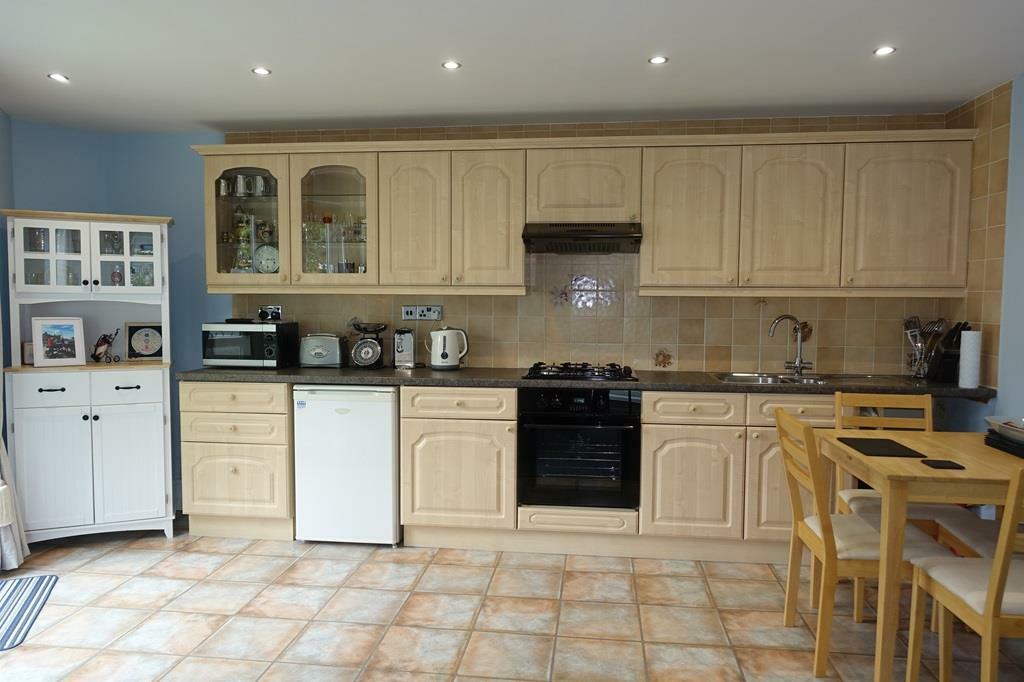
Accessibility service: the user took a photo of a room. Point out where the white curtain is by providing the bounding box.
[0,438,28,569]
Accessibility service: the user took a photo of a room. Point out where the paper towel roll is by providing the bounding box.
[959,330,982,388]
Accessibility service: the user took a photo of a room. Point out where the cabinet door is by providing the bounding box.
[842,141,971,287]
[14,406,94,531]
[526,148,641,222]
[181,442,291,518]
[379,151,451,285]
[743,428,796,540]
[400,418,516,528]
[739,145,844,287]
[13,218,92,294]
[92,403,166,523]
[290,152,378,285]
[204,154,291,287]
[90,223,163,294]
[639,147,741,286]
[640,424,745,538]
[451,150,526,286]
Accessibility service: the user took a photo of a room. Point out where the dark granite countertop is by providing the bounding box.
[175,366,996,400]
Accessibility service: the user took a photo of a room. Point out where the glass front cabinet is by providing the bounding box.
[290,153,377,285]
[13,218,162,295]
[204,154,291,286]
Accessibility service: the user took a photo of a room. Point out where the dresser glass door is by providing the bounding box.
[90,223,162,294]
[14,219,91,293]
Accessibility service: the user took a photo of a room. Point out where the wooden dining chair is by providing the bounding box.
[906,464,1024,682]
[776,408,953,677]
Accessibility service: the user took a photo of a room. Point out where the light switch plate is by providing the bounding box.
[401,305,418,320]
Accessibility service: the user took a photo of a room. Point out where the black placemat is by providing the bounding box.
[837,437,926,458]
[985,430,1024,458]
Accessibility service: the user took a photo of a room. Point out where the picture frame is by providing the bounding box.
[124,322,164,361]
[31,317,86,367]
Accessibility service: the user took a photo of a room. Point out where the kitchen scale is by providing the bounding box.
[350,322,387,369]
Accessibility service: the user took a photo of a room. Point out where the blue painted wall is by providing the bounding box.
[4,119,228,500]
[0,110,12,366]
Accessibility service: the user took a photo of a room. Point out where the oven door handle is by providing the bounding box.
[520,423,636,431]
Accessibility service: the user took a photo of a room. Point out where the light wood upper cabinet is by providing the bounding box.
[640,424,745,538]
[290,153,378,285]
[400,418,516,529]
[451,150,525,286]
[379,151,452,285]
[204,154,291,287]
[739,144,845,287]
[526,148,641,222]
[639,147,741,286]
[842,141,971,288]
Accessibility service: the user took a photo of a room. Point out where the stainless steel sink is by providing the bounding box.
[711,372,911,387]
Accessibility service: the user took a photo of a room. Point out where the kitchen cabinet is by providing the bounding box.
[639,146,741,286]
[842,141,971,288]
[379,151,452,285]
[204,153,291,287]
[641,392,746,426]
[526,148,641,222]
[14,406,95,531]
[181,442,291,519]
[640,424,745,539]
[401,386,516,420]
[452,150,526,286]
[400,417,516,529]
[290,152,378,285]
[743,428,794,541]
[11,370,166,533]
[92,402,166,524]
[739,144,845,287]
[13,218,162,295]
[179,381,294,539]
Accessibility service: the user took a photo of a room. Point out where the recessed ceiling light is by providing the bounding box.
[47,73,70,83]
[441,60,462,70]
[648,55,669,65]
[873,45,896,57]
[251,66,272,76]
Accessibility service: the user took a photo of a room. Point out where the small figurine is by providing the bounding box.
[91,328,121,363]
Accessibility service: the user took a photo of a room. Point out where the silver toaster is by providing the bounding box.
[300,334,344,367]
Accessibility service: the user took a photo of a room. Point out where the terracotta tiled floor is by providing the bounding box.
[1,532,1022,681]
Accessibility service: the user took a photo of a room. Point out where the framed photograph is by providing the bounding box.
[124,322,164,361]
[32,317,86,367]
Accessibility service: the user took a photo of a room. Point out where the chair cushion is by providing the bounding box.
[938,513,999,557]
[914,556,1024,615]
[804,513,951,562]
[840,489,978,523]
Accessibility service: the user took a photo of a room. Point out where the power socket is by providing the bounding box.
[401,305,443,321]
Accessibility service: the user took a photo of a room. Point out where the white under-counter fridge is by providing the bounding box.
[293,385,399,544]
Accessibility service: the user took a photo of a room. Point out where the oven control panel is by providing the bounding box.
[518,388,639,416]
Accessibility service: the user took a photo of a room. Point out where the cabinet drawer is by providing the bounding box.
[179,382,290,414]
[181,442,290,519]
[12,372,91,408]
[642,392,746,425]
[401,387,516,420]
[517,506,638,535]
[91,369,163,405]
[181,412,290,445]
[746,394,835,427]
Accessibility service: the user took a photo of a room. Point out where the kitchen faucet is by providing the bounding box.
[769,314,814,376]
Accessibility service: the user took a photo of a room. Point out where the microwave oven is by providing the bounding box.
[201,322,300,368]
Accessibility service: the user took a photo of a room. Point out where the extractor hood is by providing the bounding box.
[522,222,642,254]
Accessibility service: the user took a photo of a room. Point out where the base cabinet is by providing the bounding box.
[400,418,516,529]
[92,403,166,524]
[743,428,794,541]
[14,406,95,531]
[181,442,291,519]
[640,424,745,539]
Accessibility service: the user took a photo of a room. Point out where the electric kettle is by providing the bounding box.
[426,327,468,370]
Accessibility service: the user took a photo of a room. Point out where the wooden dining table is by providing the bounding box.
[818,429,1024,682]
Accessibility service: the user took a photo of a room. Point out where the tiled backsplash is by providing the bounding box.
[233,254,959,374]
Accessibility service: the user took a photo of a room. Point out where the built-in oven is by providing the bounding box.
[517,387,641,509]
[201,322,299,368]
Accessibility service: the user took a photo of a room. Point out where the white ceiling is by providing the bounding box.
[2,0,1024,132]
